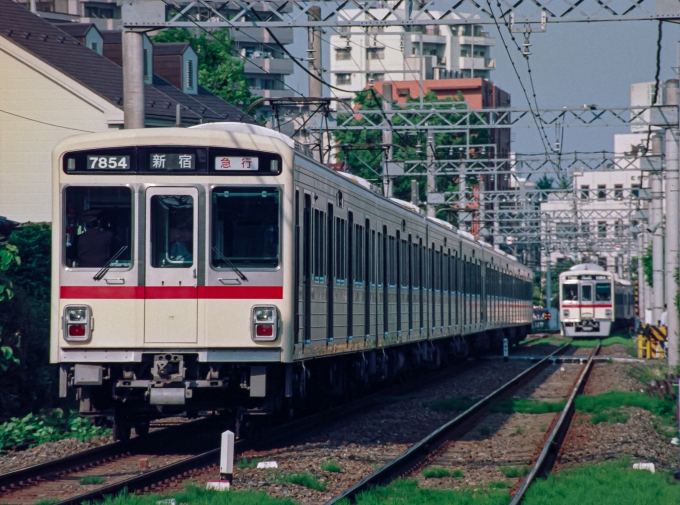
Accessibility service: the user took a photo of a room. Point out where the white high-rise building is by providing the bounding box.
[329,8,495,100]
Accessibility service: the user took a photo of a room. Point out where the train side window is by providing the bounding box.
[335,217,347,283]
[312,209,326,281]
[388,235,396,287]
[64,186,133,269]
[377,232,383,286]
[354,224,364,285]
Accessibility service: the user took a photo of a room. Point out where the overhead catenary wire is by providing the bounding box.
[0,108,95,133]
[484,0,557,172]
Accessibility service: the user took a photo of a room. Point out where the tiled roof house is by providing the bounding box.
[0,0,258,222]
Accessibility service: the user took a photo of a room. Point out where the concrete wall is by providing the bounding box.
[0,38,122,223]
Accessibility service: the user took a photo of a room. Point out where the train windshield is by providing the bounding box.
[595,283,611,301]
[563,284,578,301]
[211,187,280,268]
[63,186,132,268]
[581,284,592,302]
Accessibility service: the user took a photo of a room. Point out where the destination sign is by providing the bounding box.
[149,153,196,171]
[215,156,259,171]
[86,155,130,170]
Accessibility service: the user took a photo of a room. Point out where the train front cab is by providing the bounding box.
[560,273,614,337]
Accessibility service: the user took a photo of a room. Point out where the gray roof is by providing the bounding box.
[54,23,98,38]
[0,0,258,125]
[153,42,191,56]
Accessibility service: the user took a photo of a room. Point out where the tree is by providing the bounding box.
[152,28,255,111]
[332,90,491,223]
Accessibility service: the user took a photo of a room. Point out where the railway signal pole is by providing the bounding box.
[650,134,664,326]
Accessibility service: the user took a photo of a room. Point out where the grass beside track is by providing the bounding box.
[92,460,679,505]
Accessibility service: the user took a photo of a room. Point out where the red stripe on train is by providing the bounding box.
[60,286,283,300]
[561,304,612,308]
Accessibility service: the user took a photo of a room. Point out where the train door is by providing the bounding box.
[302,193,312,346]
[144,187,199,344]
[581,281,594,320]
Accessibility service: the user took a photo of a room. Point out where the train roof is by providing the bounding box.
[190,122,295,148]
[569,263,605,271]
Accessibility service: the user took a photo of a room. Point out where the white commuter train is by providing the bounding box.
[51,123,533,439]
[559,263,634,337]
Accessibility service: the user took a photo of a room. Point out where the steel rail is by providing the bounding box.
[0,417,215,494]
[509,342,602,504]
[47,354,488,504]
[324,343,570,505]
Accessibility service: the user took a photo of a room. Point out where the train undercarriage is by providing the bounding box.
[67,326,530,441]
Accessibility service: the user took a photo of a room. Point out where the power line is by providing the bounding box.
[485,0,557,171]
[0,108,95,133]
[645,20,664,151]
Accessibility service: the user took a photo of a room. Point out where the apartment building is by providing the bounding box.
[330,7,495,100]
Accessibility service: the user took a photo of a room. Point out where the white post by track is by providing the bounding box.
[503,338,508,362]
[206,430,234,491]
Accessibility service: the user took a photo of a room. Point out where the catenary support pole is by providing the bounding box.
[122,30,145,129]
[411,179,419,206]
[427,129,435,217]
[382,83,393,198]
[667,77,680,368]
[651,133,664,325]
[307,7,322,99]
[638,228,646,322]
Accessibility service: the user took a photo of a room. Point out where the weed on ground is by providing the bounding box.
[34,500,60,505]
[575,391,675,426]
[568,336,633,348]
[79,475,106,485]
[97,484,299,505]
[235,458,259,469]
[426,397,478,412]
[320,460,342,473]
[490,398,566,414]
[421,467,464,479]
[499,466,529,478]
[277,471,326,491]
[352,479,511,505]
[522,460,679,505]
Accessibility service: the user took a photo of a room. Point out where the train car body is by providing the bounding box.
[559,263,634,337]
[51,123,533,437]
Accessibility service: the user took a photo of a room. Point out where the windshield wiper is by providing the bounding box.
[93,246,128,281]
[212,246,248,282]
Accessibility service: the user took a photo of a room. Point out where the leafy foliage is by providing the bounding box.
[0,409,111,450]
[152,28,256,111]
[642,244,653,288]
[332,90,490,221]
[0,223,54,416]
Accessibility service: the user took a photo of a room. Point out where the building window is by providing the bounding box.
[367,73,384,82]
[581,222,590,234]
[580,185,589,200]
[366,48,385,60]
[336,73,352,85]
[335,48,351,61]
[84,5,115,18]
[632,184,640,198]
[597,221,607,238]
[186,59,194,90]
[614,184,623,200]
[597,185,606,200]
[90,41,98,53]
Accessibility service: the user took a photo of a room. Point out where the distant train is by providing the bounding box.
[51,123,533,440]
[559,264,634,337]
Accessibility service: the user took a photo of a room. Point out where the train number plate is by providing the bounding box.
[215,156,259,171]
[87,155,130,170]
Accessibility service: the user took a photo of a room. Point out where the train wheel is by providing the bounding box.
[113,421,131,442]
[134,420,150,438]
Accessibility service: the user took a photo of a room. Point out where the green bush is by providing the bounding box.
[0,409,111,450]
[0,223,54,417]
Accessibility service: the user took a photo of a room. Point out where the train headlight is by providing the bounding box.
[252,306,278,341]
[63,305,92,342]
[563,309,569,318]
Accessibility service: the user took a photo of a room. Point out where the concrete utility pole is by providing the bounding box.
[122,30,145,129]
[382,83,393,198]
[650,133,664,325]
[307,7,322,98]
[666,78,680,368]
[638,229,646,321]
[426,129,435,217]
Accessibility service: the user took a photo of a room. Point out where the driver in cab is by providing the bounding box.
[77,210,113,268]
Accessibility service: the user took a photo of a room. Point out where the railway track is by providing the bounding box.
[324,342,601,504]
[0,355,490,505]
